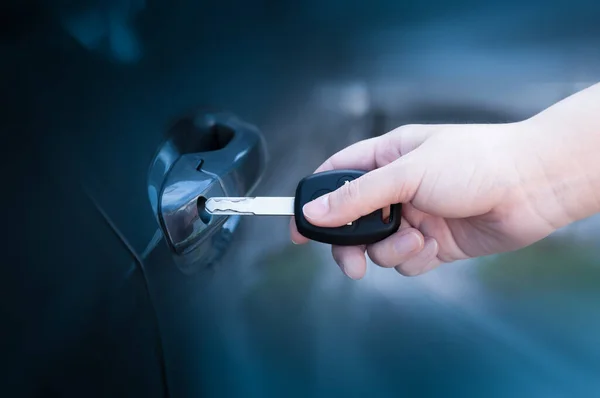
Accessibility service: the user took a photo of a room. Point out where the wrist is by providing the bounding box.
[522,108,600,229]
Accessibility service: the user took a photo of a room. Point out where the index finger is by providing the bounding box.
[314,136,382,173]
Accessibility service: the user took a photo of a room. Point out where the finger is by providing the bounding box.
[289,217,310,245]
[314,136,382,173]
[387,123,442,154]
[303,151,426,227]
[367,226,425,268]
[316,124,436,173]
[331,245,367,280]
[394,237,442,276]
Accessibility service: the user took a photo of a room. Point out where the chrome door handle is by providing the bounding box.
[147,110,267,271]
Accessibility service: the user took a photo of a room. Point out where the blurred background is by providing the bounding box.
[3,0,600,397]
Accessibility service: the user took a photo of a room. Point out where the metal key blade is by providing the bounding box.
[204,197,295,216]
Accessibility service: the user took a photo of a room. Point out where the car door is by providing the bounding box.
[2,2,273,396]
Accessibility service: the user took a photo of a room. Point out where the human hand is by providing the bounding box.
[290,84,600,279]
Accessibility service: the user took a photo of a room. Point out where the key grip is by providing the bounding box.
[294,169,402,246]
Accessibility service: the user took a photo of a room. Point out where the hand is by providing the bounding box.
[290,83,600,279]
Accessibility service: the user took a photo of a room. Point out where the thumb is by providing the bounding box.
[302,153,425,227]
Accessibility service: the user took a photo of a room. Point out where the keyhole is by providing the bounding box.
[197,196,212,224]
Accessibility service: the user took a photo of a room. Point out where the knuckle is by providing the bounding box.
[343,179,362,202]
[366,247,384,267]
[367,245,397,268]
[374,136,402,167]
[435,251,456,264]
[391,182,410,205]
[394,264,421,277]
[390,123,420,137]
[389,123,440,155]
[333,179,363,211]
[388,162,417,204]
[372,255,396,269]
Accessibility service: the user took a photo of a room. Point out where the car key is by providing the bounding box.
[204,169,402,246]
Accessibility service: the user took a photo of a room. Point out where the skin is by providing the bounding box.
[290,82,600,280]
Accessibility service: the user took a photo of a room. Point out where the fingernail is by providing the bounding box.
[394,232,422,255]
[303,194,330,219]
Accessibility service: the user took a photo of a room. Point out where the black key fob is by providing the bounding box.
[294,169,402,246]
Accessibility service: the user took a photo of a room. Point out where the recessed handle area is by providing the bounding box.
[147,110,267,272]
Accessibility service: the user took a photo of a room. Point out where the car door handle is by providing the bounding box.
[147,110,267,272]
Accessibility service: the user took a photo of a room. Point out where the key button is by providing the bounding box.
[337,176,355,188]
[343,219,358,231]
